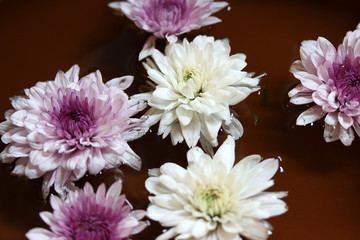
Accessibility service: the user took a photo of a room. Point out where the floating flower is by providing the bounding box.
[108,0,229,60]
[26,181,147,240]
[0,65,148,197]
[145,136,288,240]
[138,35,261,149]
[288,25,360,145]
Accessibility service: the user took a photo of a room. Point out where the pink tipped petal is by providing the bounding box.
[338,112,354,129]
[139,35,157,61]
[296,106,326,126]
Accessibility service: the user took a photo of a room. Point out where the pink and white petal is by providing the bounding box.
[106,180,123,199]
[317,37,337,62]
[324,112,338,125]
[327,91,340,109]
[338,112,354,129]
[339,125,355,146]
[299,40,319,74]
[296,106,326,126]
[353,119,360,136]
[105,75,134,90]
[64,64,80,83]
[10,110,27,127]
[288,84,312,98]
[139,35,157,61]
[289,60,305,73]
[87,149,106,175]
[120,147,142,171]
[293,71,322,90]
[11,157,28,174]
[290,93,314,105]
[324,123,341,143]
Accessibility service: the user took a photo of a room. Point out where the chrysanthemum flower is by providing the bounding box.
[26,181,147,240]
[108,0,229,60]
[288,25,360,145]
[145,136,287,240]
[138,35,261,149]
[0,65,148,197]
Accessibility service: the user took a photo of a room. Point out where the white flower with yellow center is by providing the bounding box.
[141,35,262,148]
[145,136,288,240]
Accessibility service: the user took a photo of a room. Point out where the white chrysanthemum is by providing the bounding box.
[145,136,288,240]
[140,35,261,149]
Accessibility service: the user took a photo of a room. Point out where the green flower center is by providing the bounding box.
[193,185,231,217]
[177,66,205,99]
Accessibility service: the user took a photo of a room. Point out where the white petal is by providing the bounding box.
[213,136,235,173]
[25,228,54,240]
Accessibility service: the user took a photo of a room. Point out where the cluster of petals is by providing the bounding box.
[26,181,147,240]
[138,35,261,149]
[289,25,360,145]
[0,65,148,197]
[108,0,229,60]
[145,136,287,240]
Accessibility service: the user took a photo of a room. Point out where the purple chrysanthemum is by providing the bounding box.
[0,65,148,197]
[26,181,147,240]
[289,25,360,145]
[108,0,229,60]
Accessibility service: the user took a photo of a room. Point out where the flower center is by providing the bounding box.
[52,90,95,141]
[152,0,185,26]
[177,66,205,99]
[331,56,360,104]
[192,185,231,217]
[62,195,124,240]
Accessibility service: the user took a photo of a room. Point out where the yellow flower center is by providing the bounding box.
[192,185,231,217]
[177,66,205,98]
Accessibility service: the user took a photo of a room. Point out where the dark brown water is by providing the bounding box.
[0,0,360,239]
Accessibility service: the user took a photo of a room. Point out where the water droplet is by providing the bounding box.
[310,122,314,127]
[257,90,261,95]
[277,156,283,161]
[227,6,231,11]
[268,230,273,235]
[98,171,102,175]
[280,166,284,173]
[149,129,152,133]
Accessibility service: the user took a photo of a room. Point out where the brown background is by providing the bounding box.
[0,0,360,239]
